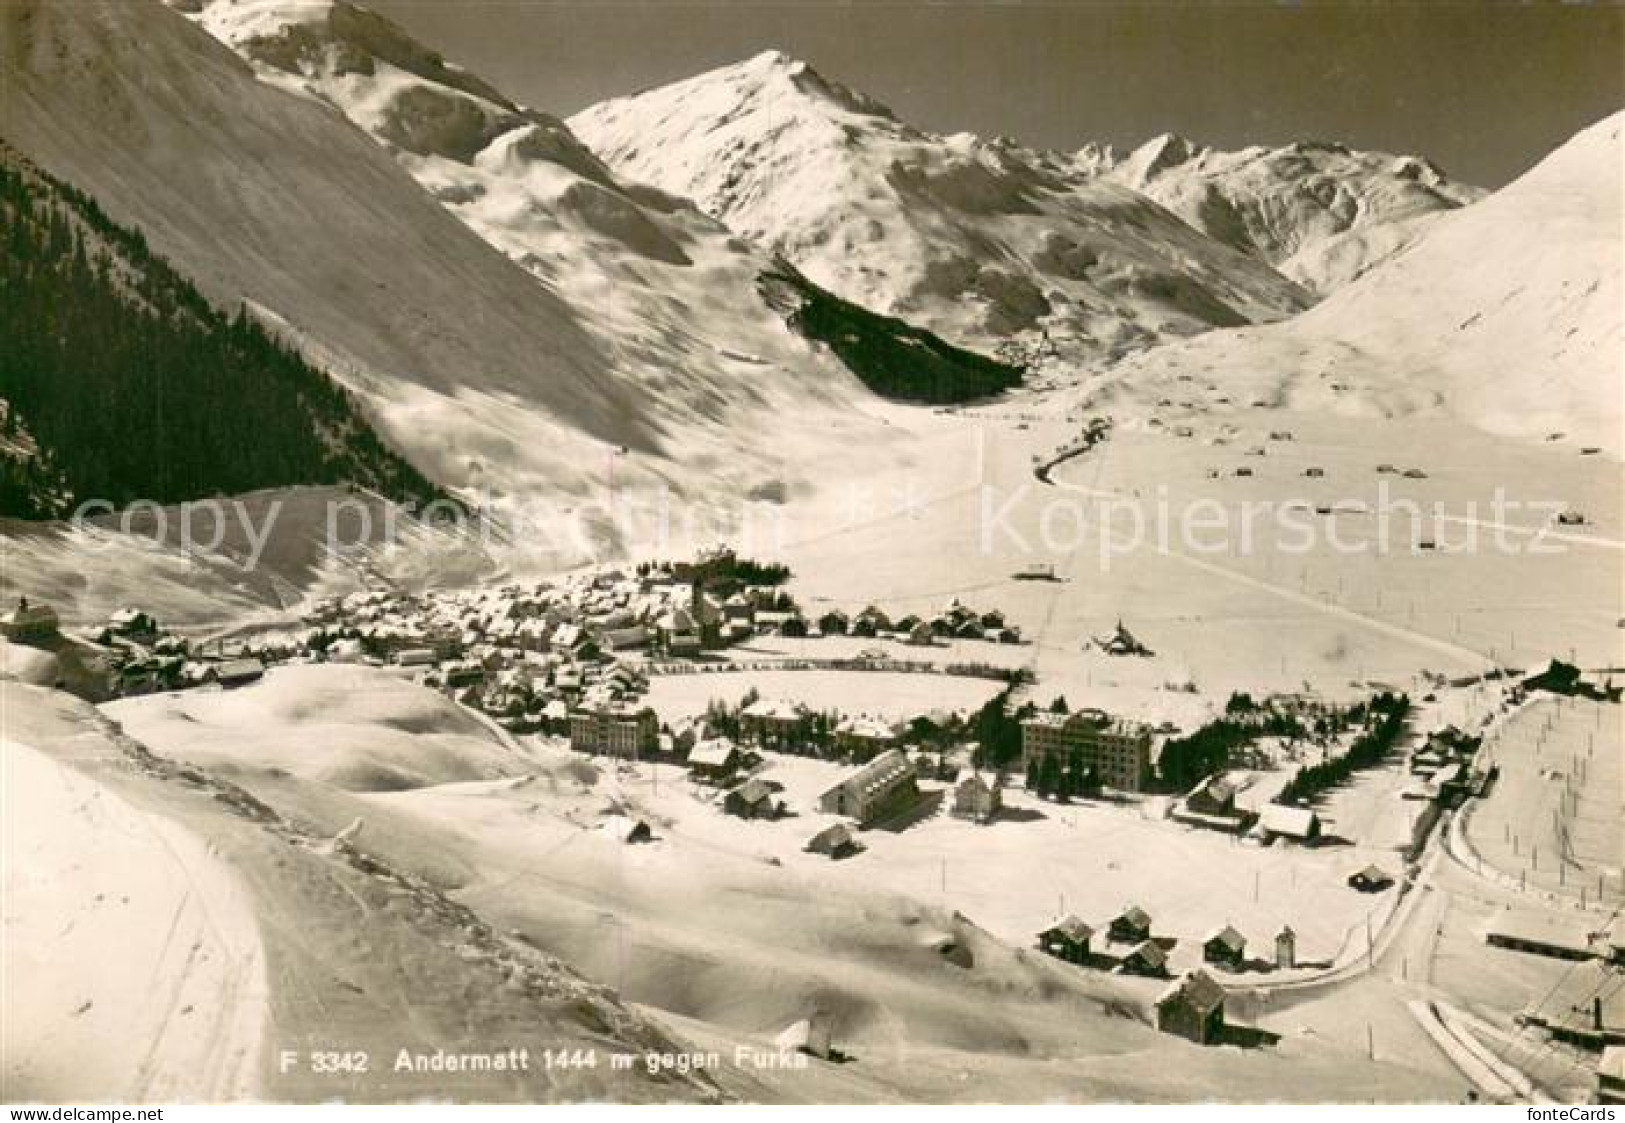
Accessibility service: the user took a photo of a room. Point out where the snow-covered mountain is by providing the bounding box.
[571,50,1313,364]
[180,0,1019,402]
[0,0,644,511]
[1105,134,1485,294]
[1098,112,1623,448]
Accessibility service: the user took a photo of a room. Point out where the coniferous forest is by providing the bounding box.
[0,146,446,518]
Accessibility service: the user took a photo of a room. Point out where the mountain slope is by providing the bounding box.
[1106,134,1485,294]
[0,0,636,437]
[0,146,442,515]
[0,0,682,519]
[570,50,1311,364]
[1098,112,1624,447]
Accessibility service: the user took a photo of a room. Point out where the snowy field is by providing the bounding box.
[1464,695,1623,903]
[772,409,1622,706]
[2,737,266,1101]
[587,749,1405,977]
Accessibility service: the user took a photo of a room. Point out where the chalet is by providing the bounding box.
[1258,804,1321,844]
[1120,939,1169,978]
[425,628,463,661]
[1275,926,1297,969]
[903,621,935,647]
[721,592,754,623]
[817,749,919,826]
[805,822,861,859]
[833,716,900,762]
[723,778,783,821]
[740,698,809,748]
[656,609,701,656]
[775,1014,834,1061]
[1346,864,1394,893]
[951,773,1002,824]
[1093,620,1153,657]
[1202,925,1247,969]
[1,597,59,644]
[212,658,265,688]
[753,610,800,635]
[1155,970,1227,1045]
[1037,915,1094,964]
[686,740,742,785]
[395,647,438,668]
[107,608,159,638]
[693,593,725,647]
[1109,905,1153,945]
[539,699,570,732]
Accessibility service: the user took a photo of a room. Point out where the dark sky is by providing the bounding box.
[368,0,1625,187]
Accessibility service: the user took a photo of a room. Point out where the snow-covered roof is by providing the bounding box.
[1116,905,1152,928]
[1125,939,1166,968]
[743,698,806,721]
[836,716,899,740]
[1259,804,1319,838]
[1043,914,1094,942]
[688,740,739,768]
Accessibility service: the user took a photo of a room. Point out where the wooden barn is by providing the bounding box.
[1156,970,1228,1045]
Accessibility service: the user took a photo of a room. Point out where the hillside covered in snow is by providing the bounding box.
[0,0,995,534]
[1097,112,1623,447]
[571,50,1314,363]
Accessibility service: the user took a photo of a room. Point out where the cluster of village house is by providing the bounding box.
[16,588,1604,1068]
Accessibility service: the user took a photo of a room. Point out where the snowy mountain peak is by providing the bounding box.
[572,59,1310,362]
[629,47,904,127]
